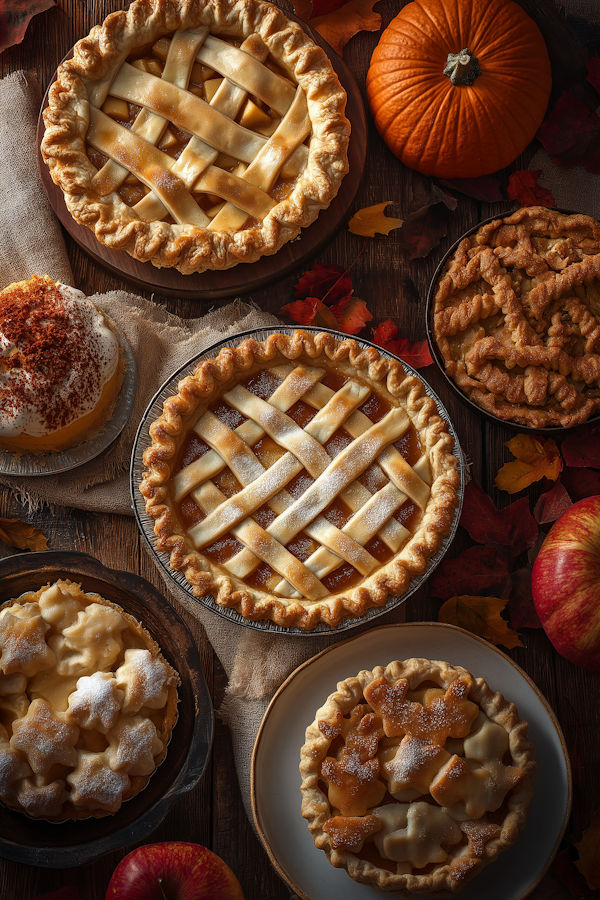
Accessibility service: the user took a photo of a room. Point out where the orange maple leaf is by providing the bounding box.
[495,434,563,495]
[309,0,383,57]
[348,202,403,237]
[330,295,373,335]
[280,296,339,329]
[0,517,48,552]
[575,806,600,890]
[438,595,523,649]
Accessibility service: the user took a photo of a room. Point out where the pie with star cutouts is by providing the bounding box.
[139,330,460,629]
[300,658,536,895]
[41,0,350,274]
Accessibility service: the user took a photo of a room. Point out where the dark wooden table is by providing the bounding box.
[1,1,600,897]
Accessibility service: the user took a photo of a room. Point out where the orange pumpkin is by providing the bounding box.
[366,0,552,179]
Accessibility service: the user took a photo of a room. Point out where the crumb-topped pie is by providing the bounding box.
[0,275,122,453]
[140,331,460,629]
[431,206,600,429]
[41,0,350,274]
[0,580,179,820]
[300,658,536,895]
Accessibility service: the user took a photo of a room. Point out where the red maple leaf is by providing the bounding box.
[0,0,55,54]
[507,170,556,208]
[586,56,600,95]
[428,545,511,601]
[506,565,541,630]
[460,480,539,556]
[372,319,433,368]
[280,296,339,329]
[439,176,503,202]
[294,263,353,305]
[560,466,600,501]
[536,91,600,175]
[330,294,373,335]
[533,480,573,524]
[399,179,457,260]
[561,426,600,468]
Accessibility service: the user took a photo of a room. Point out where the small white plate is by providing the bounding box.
[251,623,572,900]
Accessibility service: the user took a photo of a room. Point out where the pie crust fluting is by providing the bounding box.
[431,206,600,428]
[139,331,460,630]
[0,580,179,821]
[40,0,350,275]
[300,658,536,895]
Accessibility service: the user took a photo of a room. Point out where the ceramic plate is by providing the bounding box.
[130,325,465,636]
[0,314,136,477]
[251,623,572,900]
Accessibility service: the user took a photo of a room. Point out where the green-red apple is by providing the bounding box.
[531,496,600,676]
[105,842,245,900]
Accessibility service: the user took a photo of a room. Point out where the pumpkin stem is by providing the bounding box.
[443,49,481,86]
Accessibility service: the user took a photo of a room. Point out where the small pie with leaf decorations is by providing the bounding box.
[431,206,600,428]
[41,0,349,274]
[300,658,536,895]
[140,331,460,630]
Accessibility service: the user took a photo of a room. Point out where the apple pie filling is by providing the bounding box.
[300,659,536,895]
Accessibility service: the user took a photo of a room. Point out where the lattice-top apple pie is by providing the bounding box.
[41,0,349,274]
[140,331,460,629]
[431,206,600,428]
[0,580,179,820]
[300,658,536,895]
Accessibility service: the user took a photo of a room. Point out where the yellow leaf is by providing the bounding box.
[438,595,523,649]
[575,806,600,890]
[348,202,403,237]
[495,434,562,494]
[310,0,382,57]
[0,517,48,552]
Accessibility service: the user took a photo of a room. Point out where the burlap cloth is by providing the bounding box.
[2,0,598,883]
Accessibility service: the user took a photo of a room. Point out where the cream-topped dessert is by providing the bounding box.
[0,275,121,453]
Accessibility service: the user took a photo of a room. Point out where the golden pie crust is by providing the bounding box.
[140,331,460,630]
[300,658,536,895]
[0,580,179,821]
[41,0,350,274]
[431,206,600,428]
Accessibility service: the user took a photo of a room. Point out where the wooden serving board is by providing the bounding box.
[36,19,367,301]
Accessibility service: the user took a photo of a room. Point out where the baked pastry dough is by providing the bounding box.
[431,206,600,428]
[41,0,350,274]
[0,580,179,820]
[300,659,536,895]
[140,330,460,629]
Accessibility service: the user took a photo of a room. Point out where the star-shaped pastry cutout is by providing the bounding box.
[67,671,124,733]
[380,734,451,798]
[67,751,130,814]
[323,814,382,852]
[105,716,163,776]
[10,698,79,775]
[115,649,170,715]
[0,613,55,677]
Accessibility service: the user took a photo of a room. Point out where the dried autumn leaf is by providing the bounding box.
[495,434,562,494]
[536,91,600,176]
[438,595,523,649]
[507,170,556,208]
[552,848,596,898]
[533,480,573,524]
[288,0,313,20]
[0,517,48,552]
[309,0,382,57]
[561,466,600,501]
[279,296,339,330]
[575,807,600,891]
[428,546,511,601]
[371,320,432,368]
[294,263,352,305]
[347,202,403,237]
[460,480,539,556]
[0,0,55,55]
[399,181,457,260]
[561,427,600,468]
[438,176,503,202]
[507,565,541,630]
[329,294,372,335]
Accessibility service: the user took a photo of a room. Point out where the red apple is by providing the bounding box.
[531,495,600,676]
[105,842,245,900]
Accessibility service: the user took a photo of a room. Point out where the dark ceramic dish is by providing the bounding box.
[426,209,600,435]
[0,551,213,868]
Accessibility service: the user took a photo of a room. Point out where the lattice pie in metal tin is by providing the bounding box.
[431,206,600,428]
[300,658,536,895]
[40,0,349,274]
[139,330,460,630]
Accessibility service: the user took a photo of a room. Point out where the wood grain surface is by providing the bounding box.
[1,1,600,897]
